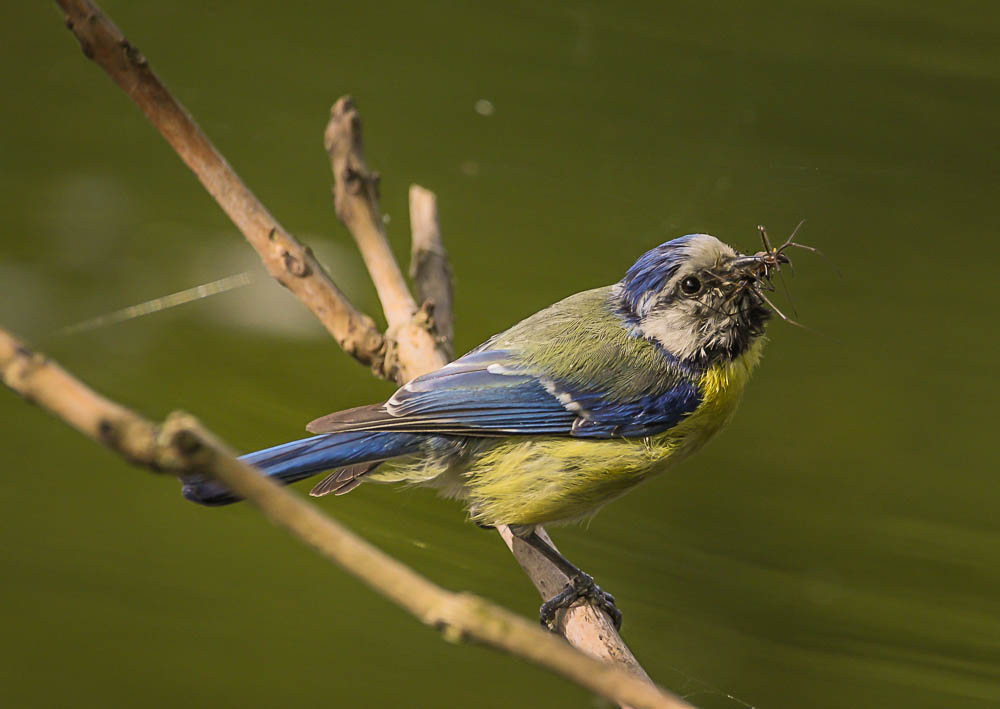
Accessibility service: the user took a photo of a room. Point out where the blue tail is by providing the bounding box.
[182,431,423,506]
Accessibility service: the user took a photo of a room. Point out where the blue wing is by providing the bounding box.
[307,348,702,439]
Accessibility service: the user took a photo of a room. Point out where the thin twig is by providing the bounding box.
[324,97,451,383]
[409,185,455,358]
[55,0,385,373]
[323,97,412,329]
[0,328,689,709]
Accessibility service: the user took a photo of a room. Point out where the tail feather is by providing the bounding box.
[309,461,382,497]
[181,431,422,506]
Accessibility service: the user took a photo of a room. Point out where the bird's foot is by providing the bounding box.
[539,572,622,631]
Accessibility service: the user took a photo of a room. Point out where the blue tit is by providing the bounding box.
[182,233,786,627]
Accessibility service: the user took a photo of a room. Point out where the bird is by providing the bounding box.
[182,231,795,628]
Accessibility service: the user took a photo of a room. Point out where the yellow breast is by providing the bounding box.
[459,339,766,527]
[658,337,765,458]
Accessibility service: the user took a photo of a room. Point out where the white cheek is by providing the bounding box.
[638,307,703,360]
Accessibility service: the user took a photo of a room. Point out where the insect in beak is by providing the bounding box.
[731,220,814,282]
[730,221,820,329]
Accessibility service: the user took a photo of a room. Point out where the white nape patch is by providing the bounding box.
[634,291,659,318]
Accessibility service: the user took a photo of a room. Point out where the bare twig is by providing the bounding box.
[0,328,690,709]
[324,97,450,383]
[500,527,653,681]
[55,0,385,372]
[51,0,667,700]
[409,185,455,358]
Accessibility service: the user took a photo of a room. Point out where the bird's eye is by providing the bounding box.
[680,276,702,296]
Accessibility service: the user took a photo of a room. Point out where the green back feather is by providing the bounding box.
[491,287,693,400]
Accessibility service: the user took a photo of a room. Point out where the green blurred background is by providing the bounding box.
[2,1,998,707]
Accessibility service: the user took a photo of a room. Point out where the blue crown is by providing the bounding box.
[620,234,697,314]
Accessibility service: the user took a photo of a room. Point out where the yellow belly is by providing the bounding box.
[462,339,764,526]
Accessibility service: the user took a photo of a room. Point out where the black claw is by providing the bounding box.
[538,572,623,631]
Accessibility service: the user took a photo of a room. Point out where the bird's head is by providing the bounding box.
[618,233,788,367]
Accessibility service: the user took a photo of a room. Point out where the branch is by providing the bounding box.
[51,0,670,701]
[0,328,689,709]
[500,527,653,681]
[409,185,455,359]
[55,0,385,373]
[324,97,450,383]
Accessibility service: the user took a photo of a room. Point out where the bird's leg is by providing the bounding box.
[513,527,622,631]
